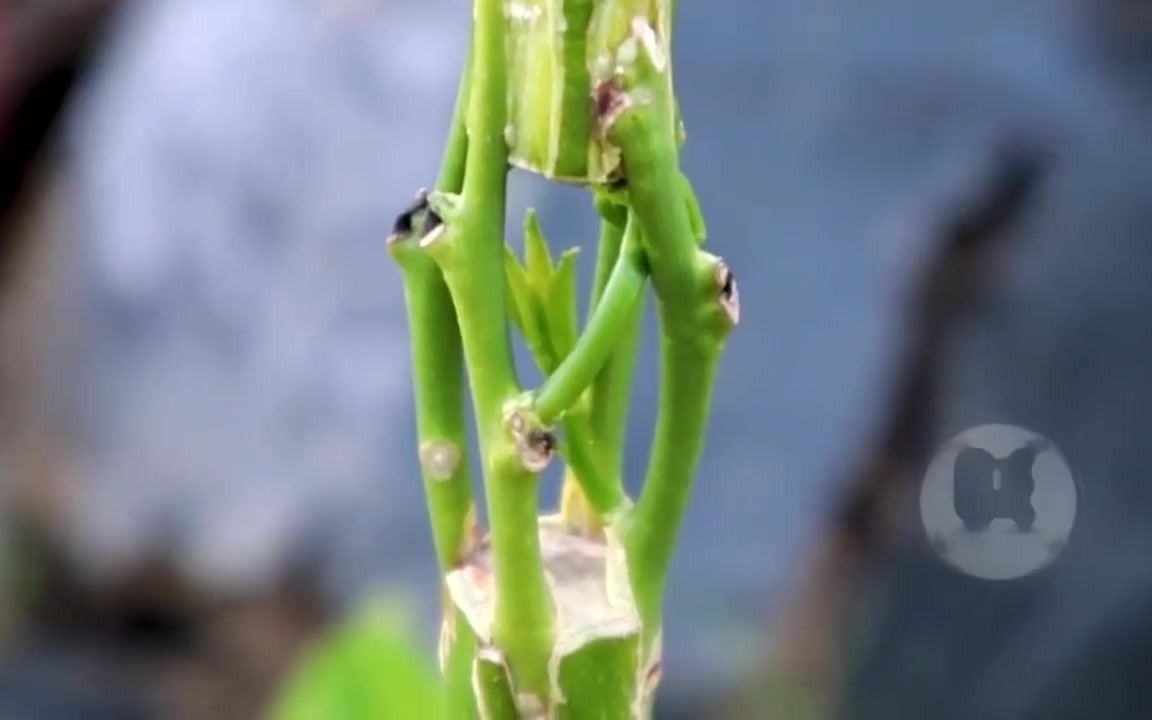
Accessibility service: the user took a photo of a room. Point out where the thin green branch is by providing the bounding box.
[534,221,646,425]
[530,215,646,523]
[389,47,474,574]
[589,214,647,492]
[397,268,474,569]
[438,47,472,193]
[390,49,477,717]
[589,192,628,313]
[528,214,646,524]
[558,403,622,518]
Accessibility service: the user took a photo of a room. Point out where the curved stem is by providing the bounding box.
[607,24,734,632]
[534,222,646,424]
[532,218,646,522]
[557,195,631,531]
[589,194,628,314]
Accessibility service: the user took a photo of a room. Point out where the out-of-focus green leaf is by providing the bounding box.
[272,600,445,720]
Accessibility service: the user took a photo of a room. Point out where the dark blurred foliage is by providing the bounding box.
[0,2,323,718]
[770,2,1152,718]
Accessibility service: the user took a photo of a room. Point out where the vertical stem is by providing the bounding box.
[590,214,646,483]
[391,45,478,717]
[438,46,472,193]
[433,0,554,700]
[402,271,474,570]
[392,42,475,577]
[606,20,735,632]
[589,195,628,313]
[557,193,629,532]
[626,340,720,625]
[559,404,619,518]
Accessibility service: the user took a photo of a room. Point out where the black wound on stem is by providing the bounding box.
[716,260,740,326]
[388,188,442,243]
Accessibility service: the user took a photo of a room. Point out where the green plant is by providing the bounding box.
[283,1,738,717]
[274,601,447,720]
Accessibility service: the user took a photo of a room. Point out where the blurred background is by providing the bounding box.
[3,0,1152,717]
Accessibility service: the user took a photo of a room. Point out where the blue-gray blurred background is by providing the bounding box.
[3,0,1152,717]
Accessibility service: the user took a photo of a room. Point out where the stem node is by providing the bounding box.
[388,188,440,246]
[504,405,557,473]
[714,257,740,327]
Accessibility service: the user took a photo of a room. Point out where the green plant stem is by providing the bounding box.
[608,31,733,631]
[589,196,628,313]
[390,47,479,718]
[627,334,721,626]
[532,217,646,521]
[438,47,472,192]
[391,44,474,576]
[589,214,646,486]
[558,404,617,518]
[398,268,474,570]
[554,195,629,530]
[434,0,554,701]
[534,222,646,426]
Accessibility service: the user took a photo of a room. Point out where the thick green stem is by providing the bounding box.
[627,339,721,626]
[607,20,735,631]
[433,0,555,701]
[444,610,480,719]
